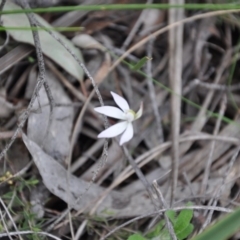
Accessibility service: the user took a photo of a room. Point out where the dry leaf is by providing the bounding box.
[27,70,73,162]
[2,1,83,81]
[22,134,155,217]
[72,34,105,51]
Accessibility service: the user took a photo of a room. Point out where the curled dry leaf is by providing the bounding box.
[139,9,164,36]
[2,1,83,81]
[72,34,112,85]
[72,34,105,51]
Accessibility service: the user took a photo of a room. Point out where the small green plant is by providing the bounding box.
[127,203,194,240]
[1,176,44,240]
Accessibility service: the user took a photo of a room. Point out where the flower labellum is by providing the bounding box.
[94,92,143,145]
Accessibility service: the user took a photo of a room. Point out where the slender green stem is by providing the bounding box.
[1,4,240,15]
[0,26,83,31]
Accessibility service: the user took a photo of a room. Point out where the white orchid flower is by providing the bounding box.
[94,92,143,145]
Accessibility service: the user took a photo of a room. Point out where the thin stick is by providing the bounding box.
[122,146,157,207]
[153,180,177,240]
[121,0,153,50]
[191,79,240,91]
[146,38,164,143]
[0,208,14,240]
[71,89,110,207]
[202,147,240,231]
[169,0,184,205]
[74,219,87,240]
[0,197,22,240]
[201,95,227,194]
[18,0,55,148]
[0,231,62,240]
[0,30,9,52]
[0,0,7,23]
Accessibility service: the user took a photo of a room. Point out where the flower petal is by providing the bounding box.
[98,121,128,138]
[111,91,130,112]
[94,106,126,120]
[135,102,143,119]
[120,123,133,145]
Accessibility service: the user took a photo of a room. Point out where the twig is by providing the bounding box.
[146,38,164,143]
[201,95,227,194]
[69,89,109,207]
[168,0,184,205]
[18,0,55,148]
[108,46,139,62]
[188,79,240,92]
[46,60,86,102]
[0,0,7,23]
[122,146,157,207]
[121,0,153,50]
[74,219,87,240]
[201,147,240,231]
[0,131,21,140]
[0,197,22,240]
[100,205,232,240]
[153,180,177,240]
[0,208,14,240]
[0,31,9,53]
[117,65,133,106]
[0,231,62,240]
[183,172,196,196]
[45,209,69,232]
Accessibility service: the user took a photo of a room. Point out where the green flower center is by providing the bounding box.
[125,109,136,122]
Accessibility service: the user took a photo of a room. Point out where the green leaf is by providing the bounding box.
[157,229,172,240]
[25,178,39,186]
[130,57,152,71]
[1,4,240,15]
[177,223,194,240]
[174,205,193,233]
[2,2,83,81]
[191,207,240,240]
[2,191,14,199]
[127,233,146,240]
[166,210,177,224]
[3,192,23,207]
[146,220,165,238]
